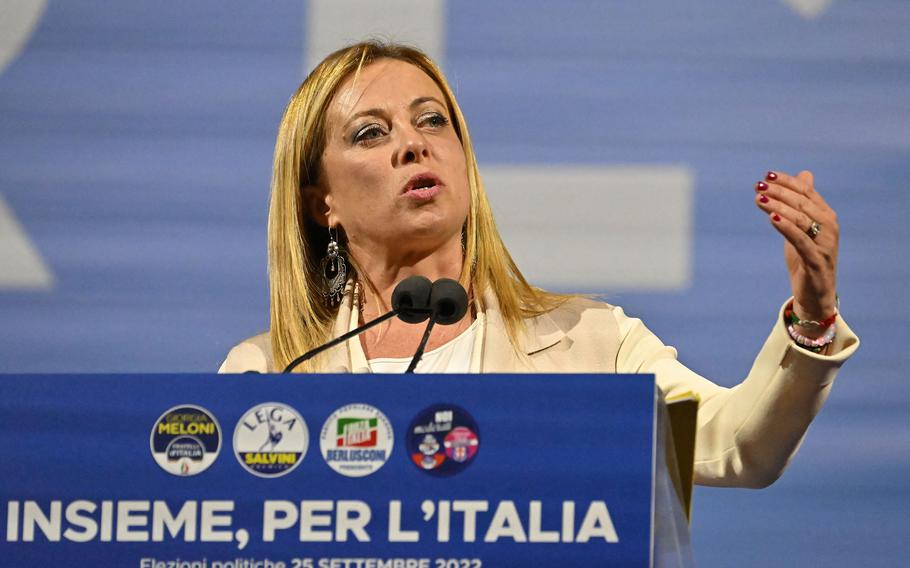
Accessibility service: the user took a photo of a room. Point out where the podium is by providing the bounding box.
[0,373,694,567]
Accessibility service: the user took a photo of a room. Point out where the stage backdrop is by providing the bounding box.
[1,1,907,566]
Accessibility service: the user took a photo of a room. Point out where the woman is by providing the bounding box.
[220,41,859,488]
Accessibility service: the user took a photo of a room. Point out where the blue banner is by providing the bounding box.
[1,373,657,567]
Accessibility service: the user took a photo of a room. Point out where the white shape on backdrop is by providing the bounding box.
[0,195,53,289]
[0,0,47,75]
[0,0,53,289]
[305,0,445,72]
[781,0,833,19]
[482,166,694,291]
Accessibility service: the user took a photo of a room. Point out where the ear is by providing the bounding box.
[302,184,335,228]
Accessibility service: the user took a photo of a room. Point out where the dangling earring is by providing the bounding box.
[320,226,347,306]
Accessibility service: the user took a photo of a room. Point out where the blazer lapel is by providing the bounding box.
[480,288,565,372]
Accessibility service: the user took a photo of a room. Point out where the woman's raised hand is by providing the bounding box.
[754,170,839,324]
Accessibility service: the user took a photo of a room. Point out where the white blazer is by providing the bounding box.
[220,287,860,489]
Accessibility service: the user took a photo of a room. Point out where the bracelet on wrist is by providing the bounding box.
[784,299,837,352]
[784,303,838,331]
[787,323,836,352]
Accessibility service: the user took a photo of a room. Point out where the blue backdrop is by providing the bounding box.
[1,1,907,566]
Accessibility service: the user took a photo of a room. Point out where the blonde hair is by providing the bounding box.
[268,41,570,372]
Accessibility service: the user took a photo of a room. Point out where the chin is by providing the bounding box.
[402,220,460,247]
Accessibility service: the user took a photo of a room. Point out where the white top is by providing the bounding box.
[368,318,480,374]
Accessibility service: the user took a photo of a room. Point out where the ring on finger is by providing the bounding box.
[806,220,822,240]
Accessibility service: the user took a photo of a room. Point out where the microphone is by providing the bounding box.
[282,275,432,373]
[405,278,469,373]
[392,276,433,324]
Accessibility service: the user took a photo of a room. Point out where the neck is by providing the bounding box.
[348,233,465,319]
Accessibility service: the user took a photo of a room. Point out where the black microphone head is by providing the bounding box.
[392,275,433,324]
[430,278,469,325]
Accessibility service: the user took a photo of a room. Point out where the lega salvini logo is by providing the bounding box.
[233,403,309,478]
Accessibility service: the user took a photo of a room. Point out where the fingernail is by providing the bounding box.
[772,213,781,222]
[759,194,769,203]
[766,171,778,181]
[756,181,768,191]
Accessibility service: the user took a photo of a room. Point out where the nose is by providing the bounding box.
[394,129,430,167]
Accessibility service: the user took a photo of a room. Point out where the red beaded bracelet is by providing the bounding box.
[784,300,838,353]
[784,303,837,331]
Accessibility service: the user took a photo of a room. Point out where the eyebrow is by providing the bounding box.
[344,96,446,127]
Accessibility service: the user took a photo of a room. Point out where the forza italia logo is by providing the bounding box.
[320,403,393,478]
[233,402,309,478]
[336,416,378,447]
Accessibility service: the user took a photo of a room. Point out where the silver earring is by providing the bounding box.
[320,227,347,306]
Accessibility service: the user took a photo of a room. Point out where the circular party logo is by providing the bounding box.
[150,405,221,476]
[320,404,393,478]
[233,403,309,478]
[406,404,480,476]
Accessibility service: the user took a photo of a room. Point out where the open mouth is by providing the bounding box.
[403,173,443,198]
[410,178,438,191]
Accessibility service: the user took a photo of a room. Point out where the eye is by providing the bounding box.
[418,112,450,129]
[353,124,385,144]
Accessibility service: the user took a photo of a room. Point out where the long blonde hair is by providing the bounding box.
[268,41,569,372]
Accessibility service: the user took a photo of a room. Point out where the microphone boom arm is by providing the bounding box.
[282,308,430,373]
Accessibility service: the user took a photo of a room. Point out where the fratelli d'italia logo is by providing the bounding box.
[150,405,221,476]
[320,403,393,478]
[233,403,309,478]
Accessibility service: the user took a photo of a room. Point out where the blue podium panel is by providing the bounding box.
[0,373,657,567]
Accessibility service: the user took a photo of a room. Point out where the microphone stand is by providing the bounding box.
[404,316,437,374]
[404,278,469,374]
[282,308,431,373]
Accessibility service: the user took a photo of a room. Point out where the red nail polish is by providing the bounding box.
[756,181,768,191]
[772,213,781,222]
[766,171,778,181]
[759,194,769,203]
